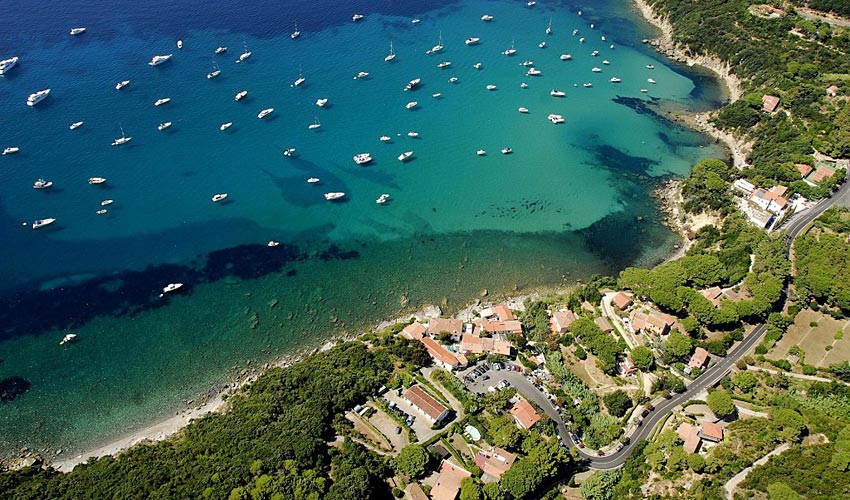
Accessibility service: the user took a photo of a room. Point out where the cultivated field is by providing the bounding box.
[769,309,850,367]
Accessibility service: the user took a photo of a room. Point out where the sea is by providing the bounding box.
[0,0,727,458]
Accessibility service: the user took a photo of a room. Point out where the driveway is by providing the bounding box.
[367,404,409,453]
[384,388,448,443]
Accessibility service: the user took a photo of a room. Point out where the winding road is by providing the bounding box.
[578,173,850,470]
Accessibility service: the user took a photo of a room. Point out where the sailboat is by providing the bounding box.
[503,39,516,56]
[207,59,221,79]
[291,21,301,39]
[429,31,443,54]
[385,40,396,62]
[293,65,305,86]
[237,40,252,63]
[546,18,552,35]
[111,125,132,146]
[308,117,321,130]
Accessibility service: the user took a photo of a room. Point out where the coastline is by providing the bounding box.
[631,0,752,170]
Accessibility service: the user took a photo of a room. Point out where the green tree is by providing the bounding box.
[603,390,632,418]
[489,415,523,449]
[630,346,654,371]
[733,371,758,393]
[663,332,693,360]
[395,444,429,479]
[767,482,803,500]
[771,408,805,443]
[579,469,622,500]
[459,477,483,500]
[483,482,505,500]
[706,389,736,419]
[688,453,706,473]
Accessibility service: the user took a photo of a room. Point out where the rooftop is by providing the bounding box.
[428,317,464,336]
[613,292,633,310]
[795,163,814,177]
[689,347,710,369]
[762,94,780,113]
[677,422,701,454]
[474,447,516,480]
[403,385,449,422]
[401,322,427,340]
[431,460,471,500]
[461,333,512,356]
[420,337,462,368]
[510,398,541,430]
[700,421,724,442]
[594,316,613,332]
[405,482,429,500]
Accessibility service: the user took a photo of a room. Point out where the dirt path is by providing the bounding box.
[724,443,790,499]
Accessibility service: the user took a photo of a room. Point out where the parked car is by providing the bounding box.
[615,443,624,452]
[396,426,402,434]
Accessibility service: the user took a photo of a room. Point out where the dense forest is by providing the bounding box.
[794,207,850,313]
[0,341,427,499]
[792,0,850,18]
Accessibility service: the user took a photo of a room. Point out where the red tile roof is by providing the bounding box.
[420,337,462,368]
[678,423,701,454]
[762,94,780,113]
[700,421,724,442]
[460,333,512,356]
[405,482,429,500]
[491,304,516,321]
[594,316,613,332]
[613,292,633,310]
[431,460,471,500]
[689,347,710,369]
[474,447,516,479]
[510,399,541,429]
[428,318,464,336]
[403,385,449,422]
[401,322,426,340]
[795,163,814,177]
[551,310,576,333]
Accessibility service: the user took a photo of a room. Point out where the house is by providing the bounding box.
[594,316,614,334]
[431,460,471,500]
[809,165,836,184]
[827,85,840,97]
[795,163,814,178]
[420,337,465,370]
[460,333,513,356]
[630,310,675,336]
[618,356,638,376]
[700,287,723,307]
[732,178,756,195]
[550,309,577,334]
[403,385,450,423]
[689,347,710,370]
[428,318,465,340]
[699,421,724,443]
[405,483,429,500]
[750,185,788,215]
[613,292,633,311]
[474,317,524,335]
[490,304,516,321]
[762,94,780,113]
[474,447,516,481]
[509,398,541,430]
[401,322,427,340]
[678,423,702,454]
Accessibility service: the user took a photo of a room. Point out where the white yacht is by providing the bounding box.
[527,67,541,76]
[307,177,320,183]
[579,37,585,43]
[148,54,173,66]
[354,71,369,79]
[352,13,364,22]
[527,1,536,6]
[283,148,296,156]
[473,62,482,69]
[268,241,280,247]
[430,32,444,54]
[592,67,602,73]
[316,98,328,107]
[111,126,131,146]
[546,18,552,35]
[161,283,184,296]
[60,333,77,345]
[177,39,183,49]
[583,82,593,87]
[465,37,480,45]
[212,193,228,202]
[405,101,418,110]
[501,147,513,155]
[154,97,171,106]
[407,131,419,137]
[486,84,497,90]
[560,53,572,60]
[646,64,655,69]
[437,61,451,68]
[3,146,19,155]
[385,41,396,62]
[376,194,390,204]
[503,40,516,56]
[640,89,648,93]
[404,78,421,91]
[293,73,305,86]
[592,50,599,56]
[308,117,321,130]
[96,209,107,215]
[548,113,565,124]
[353,153,373,165]
[380,135,391,142]
[157,121,172,131]
[220,122,233,131]
[235,90,248,101]
[0,56,19,75]
[101,199,114,206]
[550,89,565,97]
[215,46,227,54]
[610,77,621,83]
[476,149,486,156]
[88,177,107,185]
[432,92,442,98]
[518,107,529,113]
[27,89,50,106]
[291,21,301,39]
[448,76,458,83]
[398,151,413,162]
[602,35,607,41]
[648,78,656,84]
[325,192,345,201]
[603,60,610,65]
[115,80,130,90]
[207,61,221,79]
[32,218,56,229]
[521,60,534,66]
[538,41,546,48]
[481,14,494,21]
[412,18,421,24]
[237,41,251,63]
[257,108,274,119]
[33,179,53,189]
[70,27,86,35]
[520,82,528,88]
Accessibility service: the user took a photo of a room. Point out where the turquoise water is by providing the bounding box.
[0,0,726,457]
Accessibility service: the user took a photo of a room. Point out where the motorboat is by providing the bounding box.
[432,92,441,98]
[521,60,534,66]
[283,148,296,156]
[111,126,132,146]
[548,113,565,124]
[70,27,86,35]
[307,177,320,183]
[486,84,497,90]
[476,149,486,156]
[3,146,19,155]
[527,67,541,76]
[592,50,599,56]
[405,101,418,110]
[88,177,106,185]
[546,18,552,36]
[316,98,328,107]
[520,82,528,88]
[154,97,171,106]
[149,54,173,66]
[237,41,251,63]
[407,131,419,137]
[160,283,183,297]
[353,153,373,165]
[501,147,512,155]
[60,333,77,345]
[177,40,183,49]
[96,209,108,215]
[561,53,572,60]
[324,192,345,201]
[473,62,482,69]
[27,88,50,106]
[404,78,421,91]
[465,37,480,45]
[579,37,585,43]
[448,77,458,83]
[220,122,233,131]
[115,80,130,90]
[538,42,546,48]
[352,13,364,22]
[207,61,221,79]
[385,41,396,62]
[291,21,301,39]
[380,136,391,142]
[32,218,56,229]
[592,67,602,73]
[518,107,529,113]
[157,121,172,131]
[573,29,579,35]
[646,64,655,69]
[212,193,228,202]
[437,61,451,68]
[527,1,536,6]
[398,151,413,162]
[648,78,656,84]
[33,179,53,189]
[481,14,494,21]
[101,199,113,206]
[610,77,621,83]
[235,90,248,101]
[215,46,227,54]
[293,66,305,86]
[376,194,390,204]
[550,89,565,97]
[412,19,421,24]
[268,240,280,247]
[503,40,516,56]
[308,117,321,130]
[583,82,593,87]
[257,108,274,119]
[640,89,648,93]
[354,71,369,79]
[0,56,19,75]
[602,36,607,41]
[603,60,610,65]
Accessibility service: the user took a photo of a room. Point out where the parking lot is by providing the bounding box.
[383,388,446,442]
